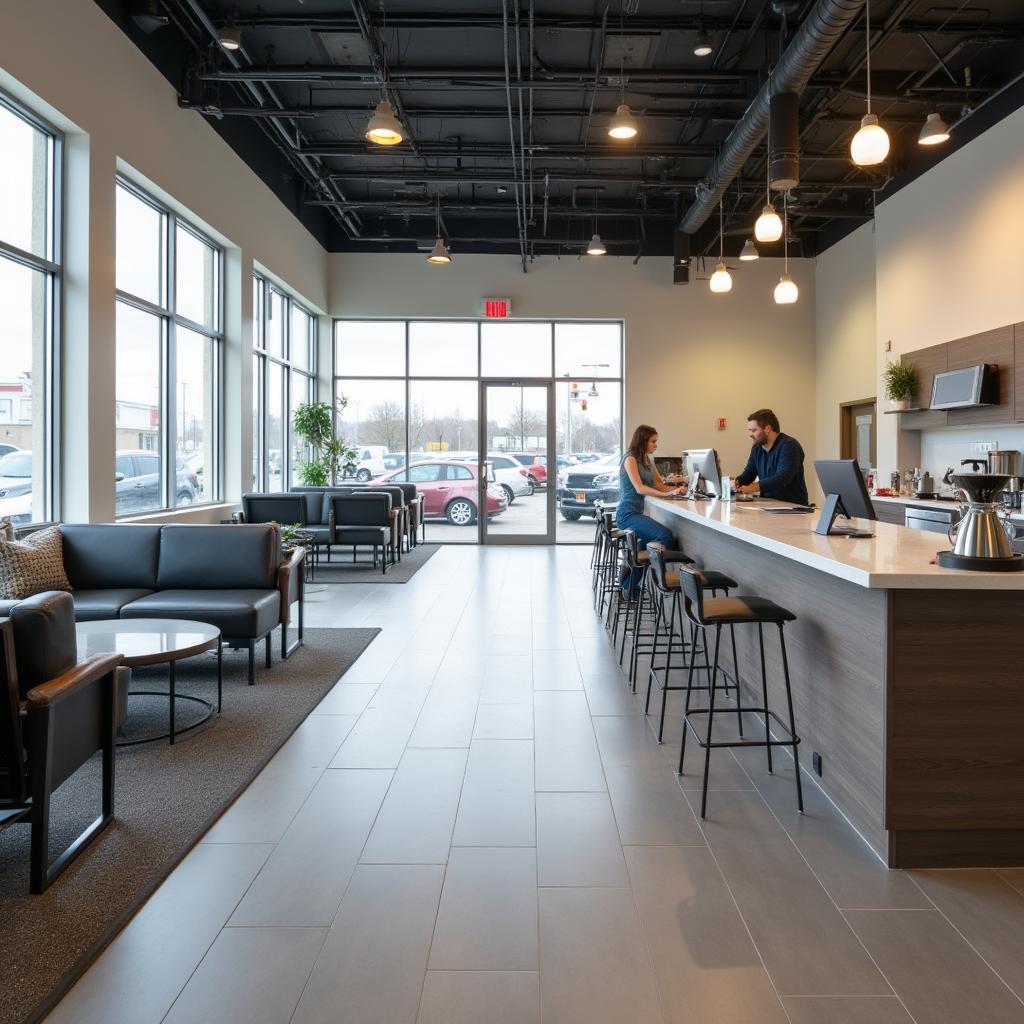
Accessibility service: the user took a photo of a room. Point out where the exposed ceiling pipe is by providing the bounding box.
[679,0,864,235]
[501,0,528,271]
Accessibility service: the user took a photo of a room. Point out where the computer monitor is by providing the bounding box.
[813,459,876,537]
[684,448,723,499]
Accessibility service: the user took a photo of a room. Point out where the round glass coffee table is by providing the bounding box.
[76,619,222,745]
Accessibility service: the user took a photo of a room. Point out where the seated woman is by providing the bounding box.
[617,424,685,595]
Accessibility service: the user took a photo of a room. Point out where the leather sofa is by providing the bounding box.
[0,524,304,685]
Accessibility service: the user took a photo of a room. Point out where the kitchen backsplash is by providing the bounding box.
[917,424,1024,493]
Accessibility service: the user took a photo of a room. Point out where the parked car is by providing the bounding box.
[506,453,578,487]
[378,460,507,525]
[435,452,533,504]
[382,452,406,472]
[0,449,32,523]
[115,450,200,513]
[344,445,389,481]
[555,455,621,520]
[0,443,19,460]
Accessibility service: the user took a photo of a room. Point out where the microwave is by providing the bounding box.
[929,363,996,410]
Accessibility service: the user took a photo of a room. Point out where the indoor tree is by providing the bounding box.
[292,398,359,485]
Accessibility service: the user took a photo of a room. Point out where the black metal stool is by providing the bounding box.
[675,564,803,818]
[645,546,740,743]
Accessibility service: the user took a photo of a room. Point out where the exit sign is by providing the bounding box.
[482,297,512,318]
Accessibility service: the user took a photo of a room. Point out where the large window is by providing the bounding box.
[252,276,317,492]
[115,180,222,514]
[0,94,60,526]
[333,319,623,543]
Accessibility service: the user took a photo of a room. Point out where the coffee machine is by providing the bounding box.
[937,466,1024,571]
[989,450,1022,510]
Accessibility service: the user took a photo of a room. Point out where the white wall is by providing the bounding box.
[328,253,817,477]
[0,0,327,522]
[814,222,877,460]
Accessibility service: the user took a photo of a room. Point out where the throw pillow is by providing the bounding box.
[0,526,72,600]
[0,518,14,543]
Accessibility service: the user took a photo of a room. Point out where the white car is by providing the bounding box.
[0,450,33,524]
[487,454,534,504]
[347,445,389,481]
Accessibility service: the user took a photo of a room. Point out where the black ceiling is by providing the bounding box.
[102,1,1024,265]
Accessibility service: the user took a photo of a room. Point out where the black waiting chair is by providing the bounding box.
[0,592,122,893]
[394,483,421,548]
[363,485,407,563]
[330,494,393,574]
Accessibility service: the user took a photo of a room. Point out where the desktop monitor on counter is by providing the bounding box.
[684,448,723,498]
[813,459,876,537]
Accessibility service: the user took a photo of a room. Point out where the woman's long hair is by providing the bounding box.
[628,424,657,468]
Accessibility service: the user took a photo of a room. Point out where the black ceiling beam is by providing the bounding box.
[307,199,677,218]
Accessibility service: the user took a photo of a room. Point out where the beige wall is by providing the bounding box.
[0,0,327,522]
[328,253,817,477]
[814,222,877,463]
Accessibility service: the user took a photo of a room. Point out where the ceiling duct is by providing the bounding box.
[769,91,800,190]
[679,0,863,234]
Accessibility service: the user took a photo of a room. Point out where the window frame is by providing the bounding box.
[114,176,224,515]
[0,89,63,525]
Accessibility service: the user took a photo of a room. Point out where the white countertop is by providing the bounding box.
[646,495,1024,590]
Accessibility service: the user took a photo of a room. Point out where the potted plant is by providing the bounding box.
[293,399,359,485]
[883,361,918,411]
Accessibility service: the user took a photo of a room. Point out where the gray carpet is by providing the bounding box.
[0,626,379,1024]
[312,541,439,583]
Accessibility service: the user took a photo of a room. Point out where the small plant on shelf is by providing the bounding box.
[883,361,918,411]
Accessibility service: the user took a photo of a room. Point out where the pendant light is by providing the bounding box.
[218,24,242,51]
[586,191,606,255]
[754,141,783,243]
[773,195,798,305]
[608,3,638,139]
[850,0,889,166]
[708,198,732,294]
[918,111,950,146]
[365,98,404,146]
[426,196,451,265]
[693,0,713,56]
[739,238,759,261]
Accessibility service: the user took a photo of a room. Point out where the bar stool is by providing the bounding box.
[595,512,626,622]
[591,504,615,597]
[645,546,740,743]
[675,564,803,818]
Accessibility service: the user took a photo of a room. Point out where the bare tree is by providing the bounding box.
[504,407,544,449]
[361,401,405,450]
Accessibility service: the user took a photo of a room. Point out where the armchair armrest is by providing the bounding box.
[25,653,122,709]
[277,547,305,624]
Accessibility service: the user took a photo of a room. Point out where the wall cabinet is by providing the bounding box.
[899,343,947,430]
[946,325,1014,427]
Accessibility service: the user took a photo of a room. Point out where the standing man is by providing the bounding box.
[734,409,809,505]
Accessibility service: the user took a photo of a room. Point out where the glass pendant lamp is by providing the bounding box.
[850,1,889,166]
[709,198,732,293]
[773,195,798,304]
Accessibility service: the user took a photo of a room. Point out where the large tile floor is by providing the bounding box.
[46,547,1024,1024]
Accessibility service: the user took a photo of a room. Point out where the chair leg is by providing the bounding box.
[29,757,52,895]
[644,591,663,715]
[678,625,702,775]
[730,624,744,738]
[248,641,255,685]
[265,633,272,669]
[758,624,773,773]
[629,577,646,689]
[217,639,223,712]
[700,625,723,819]
[779,624,804,812]
[169,659,177,745]
[657,593,678,742]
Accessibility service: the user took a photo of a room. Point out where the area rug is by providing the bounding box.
[312,541,439,583]
[0,626,379,1024]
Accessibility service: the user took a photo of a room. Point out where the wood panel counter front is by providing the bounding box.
[646,495,1024,868]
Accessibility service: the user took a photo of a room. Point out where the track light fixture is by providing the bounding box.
[773,195,798,305]
[918,111,950,146]
[709,199,732,294]
[850,0,889,167]
[365,98,404,146]
[739,238,759,261]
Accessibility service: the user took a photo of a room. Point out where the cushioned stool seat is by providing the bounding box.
[665,569,738,591]
[699,595,797,625]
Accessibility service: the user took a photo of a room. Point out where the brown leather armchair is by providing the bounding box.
[0,591,121,893]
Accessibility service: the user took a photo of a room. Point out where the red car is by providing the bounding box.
[508,453,547,486]
[378,460,508,526]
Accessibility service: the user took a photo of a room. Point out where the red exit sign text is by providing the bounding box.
[482,297,512,318]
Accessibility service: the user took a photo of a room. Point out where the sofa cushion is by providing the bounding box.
[0,526,72,600]
[71,588,155,622]
[301,524,331,544]
[157,525,281,590]
[121,589,280,639]
[0,599,17,617]
[242,493,308,528]
[61,524,161,590]
[7,591,77,696]
[334,525,391,546]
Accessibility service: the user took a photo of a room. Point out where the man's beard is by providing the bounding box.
[753,435,767,447]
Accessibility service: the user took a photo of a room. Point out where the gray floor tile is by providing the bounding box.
[845,908,1024,1023]
[472,702,534,739]
[605,765,706,846]
[163,927,326,1024]
[625,845,788,1024]
[534,690,607,792]
[329,707,421,768]
[361,747,468,864]
[593,714,667,769]
[428,847,538,971]
[689,789,890,996]
[538,886,664,1024]
[268,714,359,769]
[909,869,1024,1000]
[291,864,444,1024]
[782,996,915,1024]
[43,843,272,1024]
[453,740,535,847]
[311,682,379,716]
[416,972,540,1024]
[582,673,644,716]
[536,792,628,887]
[407,690,478,748]
[229,769,392,927]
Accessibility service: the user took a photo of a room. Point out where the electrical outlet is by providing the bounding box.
[812,752,823,777]
[972,441,996,453]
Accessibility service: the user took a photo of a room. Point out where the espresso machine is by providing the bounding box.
[937,462,1024,571]
[989,449,1022,510]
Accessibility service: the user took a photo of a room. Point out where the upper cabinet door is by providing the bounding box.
[946,326,1014,427]
[899,343,948,430]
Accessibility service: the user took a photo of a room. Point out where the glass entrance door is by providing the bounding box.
[479,381,555,544]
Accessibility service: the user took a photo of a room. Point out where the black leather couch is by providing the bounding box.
[0,524,304,685]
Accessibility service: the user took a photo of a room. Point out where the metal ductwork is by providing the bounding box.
[769,92,800,190]
[679,0,864,234]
